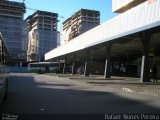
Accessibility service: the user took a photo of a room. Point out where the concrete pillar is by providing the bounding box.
[84,61,90,76]
[140,33,151,82]
[104,42,112,79]
[71,54,76,75]
[63,62,66,74]
[71,62,75,75]
[20,61,22,67]
[63,57,67,74]
[84,51,90,77]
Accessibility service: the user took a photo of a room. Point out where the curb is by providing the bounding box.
[122,87,160,97]
[122,87,134,93]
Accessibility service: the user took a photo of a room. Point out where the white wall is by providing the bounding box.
[112,0,134,12]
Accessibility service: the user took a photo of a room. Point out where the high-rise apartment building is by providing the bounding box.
[0,32,9,65]
[26,10,58,62]
[0,0,26,66]
[61,9,100,44]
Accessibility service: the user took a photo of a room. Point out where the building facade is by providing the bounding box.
[0,0,26,66]
[0,32,9,65]
[26,10,58,62]
[61,9,100,44]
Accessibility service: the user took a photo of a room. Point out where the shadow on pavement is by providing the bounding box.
[0,74,160,115]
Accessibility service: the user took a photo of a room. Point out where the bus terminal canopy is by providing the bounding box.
[45,0,160,61]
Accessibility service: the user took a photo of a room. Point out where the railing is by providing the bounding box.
[45,0,160,60]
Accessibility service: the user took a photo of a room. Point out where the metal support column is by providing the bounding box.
[84,51,90,77]
[140,33,151,82]
[72,54,76,75]
[72,62,75,75]
[63,57,67,74]
[104,42,112,79]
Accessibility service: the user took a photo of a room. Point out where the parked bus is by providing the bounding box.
[28,62,62,73]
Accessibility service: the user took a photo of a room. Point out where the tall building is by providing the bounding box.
[61,9,100,44]
[26,10,58,62]
[0,32,9,65]
[22,20,28,61]
[0,0,26,66]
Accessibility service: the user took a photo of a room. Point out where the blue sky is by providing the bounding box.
[9,0,117,31]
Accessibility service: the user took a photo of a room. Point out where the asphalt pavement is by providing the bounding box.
[0,73,160,119]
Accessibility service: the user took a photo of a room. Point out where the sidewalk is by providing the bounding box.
[47,73,160,97]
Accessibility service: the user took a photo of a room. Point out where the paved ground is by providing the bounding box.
[54,73,160,97]
[0,73,160,119]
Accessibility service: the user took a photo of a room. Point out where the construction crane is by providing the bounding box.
[26,8,65,20]
[22,0,37,11]
[22,0,65,21]
[26,7,37,11]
